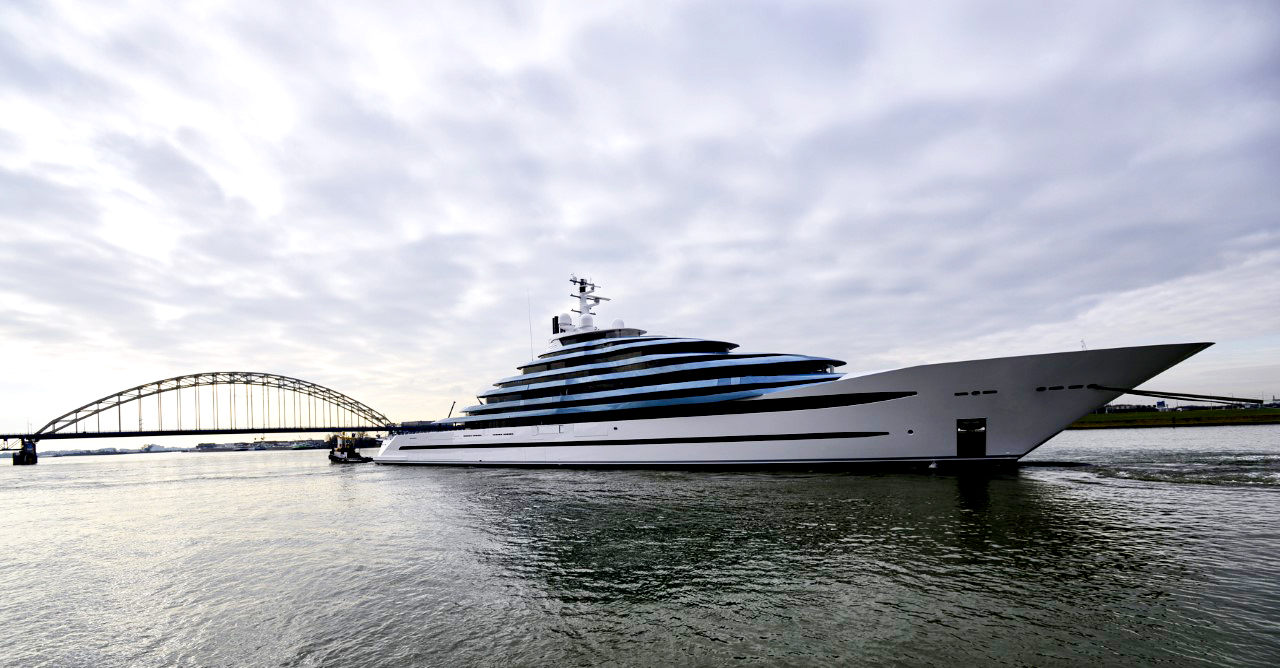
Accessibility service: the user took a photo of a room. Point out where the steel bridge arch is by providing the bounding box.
[36,371,393,437]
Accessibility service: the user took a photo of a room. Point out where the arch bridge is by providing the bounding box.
[2,372,397,450]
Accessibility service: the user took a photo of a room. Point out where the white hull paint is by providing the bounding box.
[375,342,1209,467]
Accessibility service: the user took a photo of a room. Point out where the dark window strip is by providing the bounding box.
[452,391,917,429]
[468,377,831,415]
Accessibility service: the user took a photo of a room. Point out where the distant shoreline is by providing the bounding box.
[8,413,1278,458]
[1,439,354,459]
[1068,408,1280,430]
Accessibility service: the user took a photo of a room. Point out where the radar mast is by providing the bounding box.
[569,275,609,323]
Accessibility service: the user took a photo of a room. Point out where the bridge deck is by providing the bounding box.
[2,425,395,445]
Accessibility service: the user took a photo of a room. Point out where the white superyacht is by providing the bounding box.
[375,277,1209,467]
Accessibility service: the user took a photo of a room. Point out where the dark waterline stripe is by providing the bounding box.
[399,431,890,450]
[377,455,1022,466]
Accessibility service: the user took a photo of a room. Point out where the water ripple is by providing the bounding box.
[2,433,1279,667]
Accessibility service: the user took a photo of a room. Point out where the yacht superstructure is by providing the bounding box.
[375,277,1210,467]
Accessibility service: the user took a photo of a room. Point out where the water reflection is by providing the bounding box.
[435,469,1190,608]
[404,468,1235,664]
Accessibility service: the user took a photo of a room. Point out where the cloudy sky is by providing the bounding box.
[2,0,1278,443]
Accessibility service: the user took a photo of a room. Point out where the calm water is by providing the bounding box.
[3,426,1278,667]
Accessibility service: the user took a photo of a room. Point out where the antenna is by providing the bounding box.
[568,274,609,317]
[526,287,534,358]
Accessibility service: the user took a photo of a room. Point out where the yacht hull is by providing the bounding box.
[374,343,1210,467]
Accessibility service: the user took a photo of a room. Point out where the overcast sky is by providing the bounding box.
[2,0,1278,444]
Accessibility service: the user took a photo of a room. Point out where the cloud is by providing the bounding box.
[1,0,1277,440]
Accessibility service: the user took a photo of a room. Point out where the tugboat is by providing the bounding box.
[12,439,37,465]
[328,435,372,464]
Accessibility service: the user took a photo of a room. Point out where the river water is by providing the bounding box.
[2,425,1278,667]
